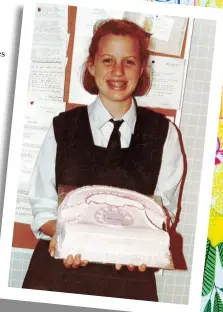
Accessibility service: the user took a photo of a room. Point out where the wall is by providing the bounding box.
[156,18,215,304]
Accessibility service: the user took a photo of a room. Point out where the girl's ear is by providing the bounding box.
[140,66,144,77]
[87,57,95,77]
[140,61,146,77]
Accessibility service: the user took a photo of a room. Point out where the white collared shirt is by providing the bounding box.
[29,96,184,240]
[88,96,136,148]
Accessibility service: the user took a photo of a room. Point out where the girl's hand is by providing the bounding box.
[48,234,88,268]
[63,254,88,268]
[48,233,56,257]
[49,233,141,270]
[115,264,147,272]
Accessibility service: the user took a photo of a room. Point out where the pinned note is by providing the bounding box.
[136,56,185,110]
[146,16,174,42]
[75,7,123,37]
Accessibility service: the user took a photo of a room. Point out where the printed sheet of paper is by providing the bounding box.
[123,12,188,56]
[15,101,65,224]
[69,39,95,105]
[31,33,69,64]
[136,56,185,109]
[149,16,188,56]
[69,6,123,104]
[75,6,123,37]
[32,3,68,63]
[140,15,174,42]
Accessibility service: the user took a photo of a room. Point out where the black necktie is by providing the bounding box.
[107,119,124,150]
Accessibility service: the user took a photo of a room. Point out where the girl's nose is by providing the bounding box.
[112,62,124,76]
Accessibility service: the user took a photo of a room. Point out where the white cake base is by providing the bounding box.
[55,223,174,269]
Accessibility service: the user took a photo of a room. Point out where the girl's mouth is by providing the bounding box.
[107,80,127,90]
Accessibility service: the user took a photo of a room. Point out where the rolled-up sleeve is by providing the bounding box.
[154,122,184,222]
[29,124,58,240]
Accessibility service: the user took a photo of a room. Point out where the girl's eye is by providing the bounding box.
[124,60,135,65]
[103,58,113,64]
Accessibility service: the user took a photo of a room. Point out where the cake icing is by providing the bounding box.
[55,185,174,269]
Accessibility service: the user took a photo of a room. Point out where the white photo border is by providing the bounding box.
[1,1,223,311]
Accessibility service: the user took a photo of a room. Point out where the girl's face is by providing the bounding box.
[87,34,143,106]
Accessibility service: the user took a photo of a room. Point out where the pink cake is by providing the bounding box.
[55,185,174,269]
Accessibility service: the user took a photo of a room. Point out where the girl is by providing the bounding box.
[22,19,184,301]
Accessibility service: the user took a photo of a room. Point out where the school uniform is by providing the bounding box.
[22,97,183,301]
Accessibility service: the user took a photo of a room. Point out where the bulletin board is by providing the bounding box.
[12,6,192,250]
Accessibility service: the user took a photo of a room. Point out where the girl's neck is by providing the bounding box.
[99,94,132,119]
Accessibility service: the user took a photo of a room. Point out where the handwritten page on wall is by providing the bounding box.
[28,63,66,102]
[28,3,68,102]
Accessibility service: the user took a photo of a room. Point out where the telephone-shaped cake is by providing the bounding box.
[55,185,174,269]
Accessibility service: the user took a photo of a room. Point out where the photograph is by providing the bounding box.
[0,1,223,311]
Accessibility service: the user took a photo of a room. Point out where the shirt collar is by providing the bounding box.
[122,99,136,134]
[88,96,136,134]
[88,96,112,129]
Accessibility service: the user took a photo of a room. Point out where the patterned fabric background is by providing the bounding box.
[201,91,223,311]
[147,0,223,7]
